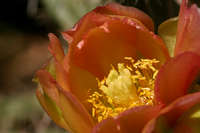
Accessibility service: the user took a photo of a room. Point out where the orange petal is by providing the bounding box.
[64,60,98,111]
[62,3,154,45]
[36,89,72,132]
[48,33,65,63]
[115,105,163,133]
[92,118,122,133]
[36,70,59,104]
[58,86,95,133]
[62,12,111,45]
[143,92,200,133]
[55,60,70,91]
[173,123,193,133]
[155,52,200,105]
[40,54,69,92]
[93,105,162,133]
[175,0,200,56]
[69,17,169,79]
[36,69,95,133]
[94,2,154,31]
[173,105,200,133]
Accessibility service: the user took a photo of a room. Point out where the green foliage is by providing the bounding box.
[41,0,180,31]
[41,0,102,30]
[0,92,67,133]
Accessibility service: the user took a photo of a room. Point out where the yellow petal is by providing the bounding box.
[158,17,178,57]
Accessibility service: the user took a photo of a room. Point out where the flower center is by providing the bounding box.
[87,57,160,122]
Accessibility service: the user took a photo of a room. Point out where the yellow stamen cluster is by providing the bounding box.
[87,57,160,122]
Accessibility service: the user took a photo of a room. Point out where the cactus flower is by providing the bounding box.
[35,0,200,133]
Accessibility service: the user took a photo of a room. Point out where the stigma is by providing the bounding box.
[87,57,160,122]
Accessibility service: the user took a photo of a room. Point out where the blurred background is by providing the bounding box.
[0,0,183,133]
